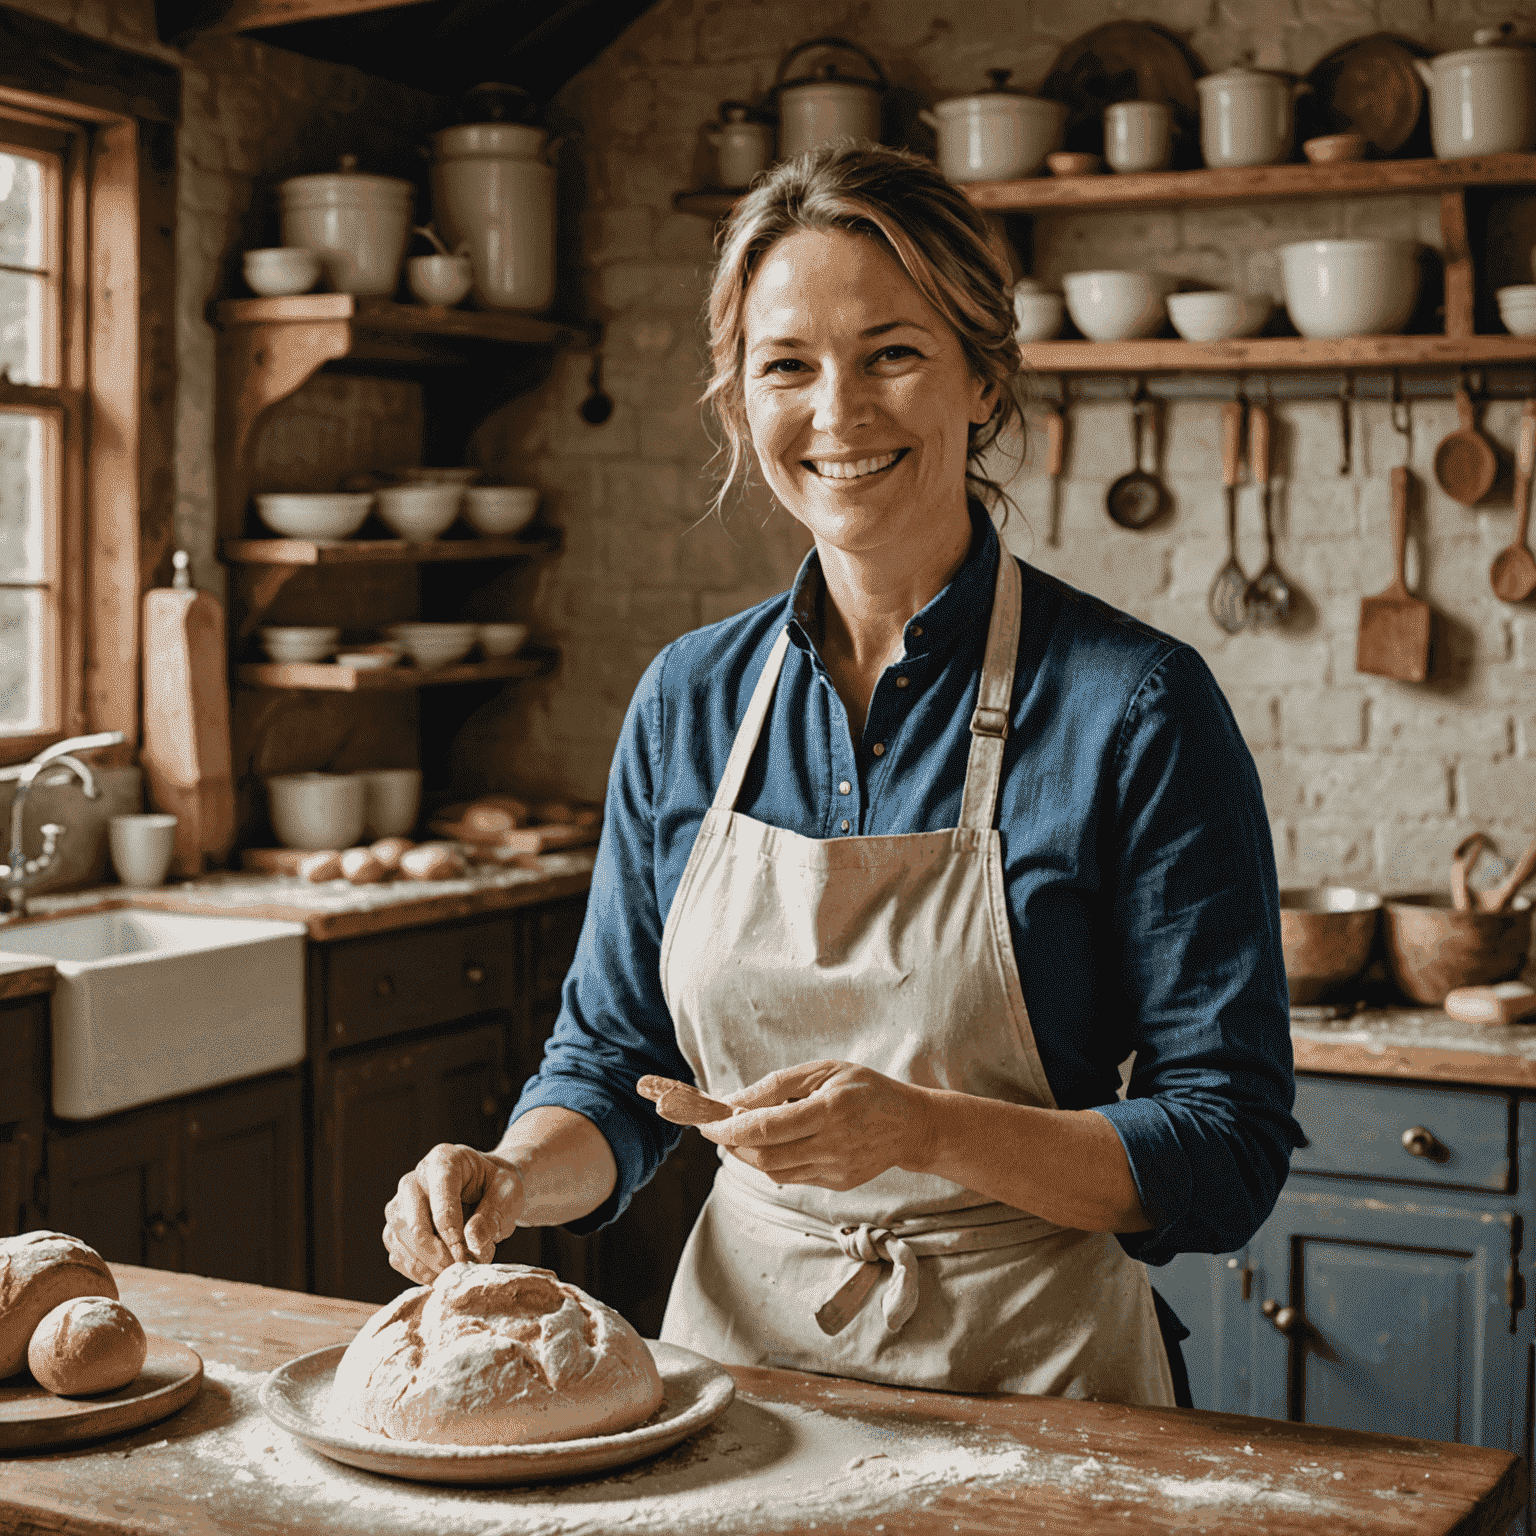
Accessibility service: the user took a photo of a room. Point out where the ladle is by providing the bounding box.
[1243,401,1291,628]
[1491,396,1536,602]
[1208,399,1249,634]
[580,351,614,426]
[1432,385,1498,506]
[1105,387,1169,530]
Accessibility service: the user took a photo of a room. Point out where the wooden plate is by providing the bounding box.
[0,1335,203,1451]
[259,1340,735,1486]
[1303,34,1432,157]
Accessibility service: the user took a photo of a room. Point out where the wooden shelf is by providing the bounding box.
[222,530,560,566]
[215,294,581,348]
[1018,334,1536,375]
[236,654,551,691]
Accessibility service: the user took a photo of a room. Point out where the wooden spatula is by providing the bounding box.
[1357,466,1431,683]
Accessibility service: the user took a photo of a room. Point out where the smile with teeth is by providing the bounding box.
[807,449,905,480]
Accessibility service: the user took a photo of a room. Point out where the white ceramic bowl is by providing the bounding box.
[243,247,323,297]
[385,622,477,668]
[334,643,402,670]
[359,767,422,838]
[463,486,540,536]
[1062,271,1178,342]
[1497,285,1536,335]
[477,622,530,658]
[259,625,342,664]
[255,492,373,540]
[267,771,366,851]
[1012,290,1064,342]
[376,484,462,541]
[407,254,473,306]
[1166,290,1272,342]
[1279,239,1418,339]
[394,467,481,486]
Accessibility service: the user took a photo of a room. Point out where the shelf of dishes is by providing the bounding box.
[222,530,561,566]
[215,295,574,347]
[1014,334,1536,375]
[245,621,541,689]
[237,654,548,692]
[247,478,538,544]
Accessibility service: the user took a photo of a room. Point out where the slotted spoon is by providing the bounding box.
[1244,402,1291,628]
[1208,400,1249,634]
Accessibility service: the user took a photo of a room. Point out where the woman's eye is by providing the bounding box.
[873,345,921,364]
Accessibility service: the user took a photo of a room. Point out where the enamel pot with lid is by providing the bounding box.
[708,101,774,189]
[278,155,413,296]
[919,69,1066,183]
[1414,26,1536,158]
[1197,64,1308,168]
[774,36,886,161]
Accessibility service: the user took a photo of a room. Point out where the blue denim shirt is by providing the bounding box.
[513,505,1302,1265]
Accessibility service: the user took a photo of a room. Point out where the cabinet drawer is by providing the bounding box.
[324,917,517,1050]
[1291,1076,1511,1192]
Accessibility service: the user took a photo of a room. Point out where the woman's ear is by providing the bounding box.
[970,376,999,427]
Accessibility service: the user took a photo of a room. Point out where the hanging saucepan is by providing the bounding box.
[1106,387,1171,529]
[774,37,888,161]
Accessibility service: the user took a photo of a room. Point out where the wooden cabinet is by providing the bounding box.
[0,995,47,1238]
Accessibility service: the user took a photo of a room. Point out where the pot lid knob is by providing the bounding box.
[338,153,358,173]
[986,67,1013,92]
[1474,23,1516,45]
[720,99,751,122]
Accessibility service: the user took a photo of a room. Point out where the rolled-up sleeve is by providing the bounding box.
[508,646,693,1234]
[1094,647,1304,1266]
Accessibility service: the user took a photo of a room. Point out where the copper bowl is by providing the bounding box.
[1280,887,1381,1004]
[1382,893,1532,1005]
[1047,152,1101,177]
[1303,132,1367,165]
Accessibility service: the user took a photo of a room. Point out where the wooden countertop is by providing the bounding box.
[0,1266,1521,1535]
[1292,1007,1536,1091]
[0,954,55,1003]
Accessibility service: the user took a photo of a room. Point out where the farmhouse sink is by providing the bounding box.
[0,909,306,1120]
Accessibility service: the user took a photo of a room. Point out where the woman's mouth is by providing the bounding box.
[805,449,907,481]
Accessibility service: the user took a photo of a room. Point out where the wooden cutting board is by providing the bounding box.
[141,565,236,876]
[1357,464,1432,682]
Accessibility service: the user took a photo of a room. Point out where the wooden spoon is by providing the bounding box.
[1491,397,1536,602]
[1433,386,1498,506]
[1478,832,1536,914]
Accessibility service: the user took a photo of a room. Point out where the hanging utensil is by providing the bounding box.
[1208,399,1249,634]
[1105,385,1170,530]
[1043,397,1067,547]
[1244,401,1292,628]
[1433,382,1498,506]
[1337,373,1353,477]
[1356,465,1431,682]
[579,351,614,425]
[1481,832,1536,914]
[1491,396,1536,602]
[1451,831,1495,912]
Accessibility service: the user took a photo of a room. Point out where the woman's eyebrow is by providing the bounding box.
[750,318,934,350]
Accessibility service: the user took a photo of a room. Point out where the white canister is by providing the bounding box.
[1413,29,1536,159]
[919,69,1066,183]
[775,37,886,161]
[1196,66,1305,169]
[431,123,556,314]
[278,155,414,297]
[1105,101,1173,174]
[708,102,774,189]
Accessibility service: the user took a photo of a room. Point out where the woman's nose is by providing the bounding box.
[810,364,871,435]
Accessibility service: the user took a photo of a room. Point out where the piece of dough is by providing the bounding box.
[0,1231,117,1378]
[333,1262,664,1445]
[27,1296,146,1395]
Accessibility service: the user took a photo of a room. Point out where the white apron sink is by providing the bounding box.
[0,909,306,1120]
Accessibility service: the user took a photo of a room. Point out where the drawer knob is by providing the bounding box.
[1401,1125,1447,1161]
[1261,1299,1305,1339]
[464,964,486,986]
[481,1095,500,1119]
[375,976,395,999]
[144,1214,172,1243]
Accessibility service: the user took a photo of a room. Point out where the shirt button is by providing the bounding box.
[838,780,851,795]
[895,676,909,689]
[872,743,885,756]
[911,625,923,637]
[840,819,850,832]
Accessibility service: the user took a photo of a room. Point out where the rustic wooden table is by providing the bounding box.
[0,1266,1523,1534]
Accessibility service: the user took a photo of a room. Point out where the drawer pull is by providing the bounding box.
[144,1214,172,1243]
[464,964,486,986]
[1401,1126,1448,1162]
[1261,1299,1305,1339]
[1226,1257,1254,1301]
[375,976,395,999]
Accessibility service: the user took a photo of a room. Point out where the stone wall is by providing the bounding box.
[472,0,1536,895]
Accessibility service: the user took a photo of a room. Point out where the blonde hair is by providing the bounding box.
[703,142,1025,519]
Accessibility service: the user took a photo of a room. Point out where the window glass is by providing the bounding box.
[0,269,47,387]
[0,587,43,730]
[0,152,44,268]
[0,412,46,582]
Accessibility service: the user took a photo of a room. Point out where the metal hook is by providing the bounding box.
[1338,372,1353,476]
[1390,371,1412,443]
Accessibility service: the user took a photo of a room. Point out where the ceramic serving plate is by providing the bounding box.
[259,1340,734,1485]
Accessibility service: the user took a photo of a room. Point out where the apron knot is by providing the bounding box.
[823,1224,922,1335]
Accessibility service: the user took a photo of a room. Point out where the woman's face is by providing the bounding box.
[741,227,992,558]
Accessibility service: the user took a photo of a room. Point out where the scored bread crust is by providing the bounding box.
[333,1262,664,1445]
[0,1231,117,1379]
[28,1296,147,1395]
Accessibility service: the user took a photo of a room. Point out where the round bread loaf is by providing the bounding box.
[334,1262,664,1445]
[27,1296,146,1395]
[0,1231,117,1378]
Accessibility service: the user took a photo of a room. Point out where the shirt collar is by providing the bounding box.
[785,500,1000,663]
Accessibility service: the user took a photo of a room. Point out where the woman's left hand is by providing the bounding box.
[697,1060,933,1190]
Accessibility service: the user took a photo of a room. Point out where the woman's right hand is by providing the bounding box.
[383,1143,525,1284]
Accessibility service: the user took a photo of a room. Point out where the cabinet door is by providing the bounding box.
[0,998,45,1125]
[1249,1184,1522,1452]
[180,1074,305,1291]
[320,1021,508,1303]
[46,1111,179,1270]
[1151,1249,1255,1414]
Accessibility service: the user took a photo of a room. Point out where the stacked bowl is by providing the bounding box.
[1062,271,1177,341]
[385,622,478,668]
[1497,285,1536,336]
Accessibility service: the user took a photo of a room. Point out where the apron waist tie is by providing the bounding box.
[715,1161,1068,1337]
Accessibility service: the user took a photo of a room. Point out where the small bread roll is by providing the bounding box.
[369,837,415,873]
[398,843,466,881]
[0,1231,117,1378]
[463,805,516,839]
[298,850,343,883]
[28,1296,146,1396]
[340,847,386,885]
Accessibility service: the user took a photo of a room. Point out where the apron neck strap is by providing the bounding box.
[711,627,792,811]
[957,550,1022,833]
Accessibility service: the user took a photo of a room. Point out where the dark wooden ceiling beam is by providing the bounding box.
[158,0,437,41]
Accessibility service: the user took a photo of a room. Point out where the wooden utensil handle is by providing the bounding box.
[1514,398,1536,547]
[1248,403,1271,488]
[1045,406,1065,478]
[1455,386,1476,431]
[1221,400,1244,490]
[636,1075,735,1125]
[1389,465,1411,594]
[1484,832,1536,913]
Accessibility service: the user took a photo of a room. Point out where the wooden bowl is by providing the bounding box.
[1303,133,1367,164]
[1047,152,1102,177]
[1280,887,1382,1004]
[1382,894,1532,1005]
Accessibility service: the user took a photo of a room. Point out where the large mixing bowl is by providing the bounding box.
[1280,240,1419,339]
[1280,887,1382,1004]
[1062,271,1177,342]
[1382,893,1532,1005]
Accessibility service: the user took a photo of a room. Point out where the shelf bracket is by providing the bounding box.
[1440,189,1475,340]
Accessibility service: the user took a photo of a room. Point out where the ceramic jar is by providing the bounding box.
[278,156,413,296]
[919,70,1065,183]
[1104,101,1173,174]
[709,102,774,189]
[775,37,886,160]
[1414,29,1536,158]
[431,123,556,313]
[1196,65,1305,168]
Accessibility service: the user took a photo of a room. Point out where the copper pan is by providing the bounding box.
[1382,893,1532,1006]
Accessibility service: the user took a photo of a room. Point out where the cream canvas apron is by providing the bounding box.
[657,552,1174,1405]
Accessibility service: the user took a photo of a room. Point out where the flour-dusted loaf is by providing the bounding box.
[333,1262,664,1445]
[0,1231,117,1378]
[27,1296,147,1395]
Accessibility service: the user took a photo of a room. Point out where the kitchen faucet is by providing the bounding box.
[1,732,126,917]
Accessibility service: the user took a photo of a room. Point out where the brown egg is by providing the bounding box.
[298,851,343,883]
[340,847,386,885]
[399,843,467,881]
[369,837,415,873]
